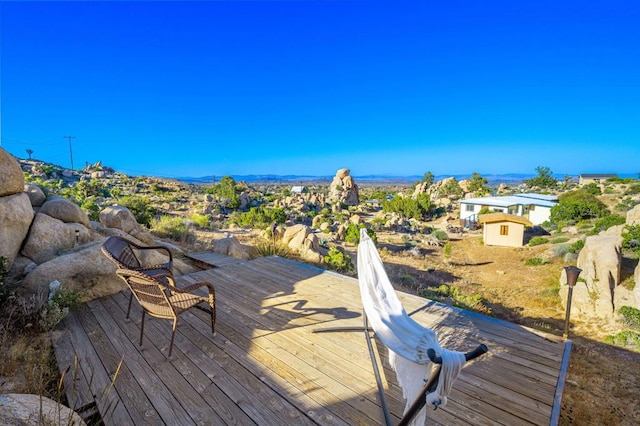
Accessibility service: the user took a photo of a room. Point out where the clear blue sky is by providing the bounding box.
[1,1,639,179]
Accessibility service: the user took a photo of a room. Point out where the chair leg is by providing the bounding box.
[126,292,133,320]
[168,319,178,358]
[209,290,216,336]
[139,310,146,349]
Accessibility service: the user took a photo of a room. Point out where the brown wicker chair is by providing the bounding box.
[101,236,174,319]
[115,268,216,358]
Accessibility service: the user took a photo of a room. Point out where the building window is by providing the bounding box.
[465,204,475,212]
[500,225,509,236]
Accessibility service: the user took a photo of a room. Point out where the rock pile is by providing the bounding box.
[560,203,640,322]
[0,148,196,300]
[328,168,359,206]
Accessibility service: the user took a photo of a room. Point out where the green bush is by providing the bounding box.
[432,229,449,241]
[619,306,640,330]
[231,206,286,229]
[525,257,548,265]
[624,183,640,195]
[604,330,640,350]
[345,223,377,245]
[592,214,626,234]
[550,237,570,244]
[582,182,602,195]
[622,225,640,253]
[528,236,548,246]
[382,196,424,220]
[324,247,354,273]
[119,196,158,227]
[150,215,194,242]
[550,190,609,224]
[568,239,585,254]
[189,212,211,229]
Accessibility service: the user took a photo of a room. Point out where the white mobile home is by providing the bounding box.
[459,193,557,227]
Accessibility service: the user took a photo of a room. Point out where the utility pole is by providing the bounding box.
[64,135,76,171]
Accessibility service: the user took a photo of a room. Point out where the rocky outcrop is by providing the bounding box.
[21,213,92,264]
[0,148,25,197]
[39,196,90,227]
[0,193,34,267]
[281,224,323,263]
[99,205,155,245]
[21,242,124,300]
[0,393,85,426]
[328,168,359,206]
[560,234,622,318]
[212,235,253,259]
[23,183,46,207]
[626,204,640,226]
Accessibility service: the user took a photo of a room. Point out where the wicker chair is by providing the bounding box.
[101,236,174,319]
[115,268,216,358]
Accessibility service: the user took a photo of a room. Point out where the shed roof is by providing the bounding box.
[460,194,557,208]
[478,212,534,226]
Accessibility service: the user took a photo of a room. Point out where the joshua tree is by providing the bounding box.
[26,149,34,160]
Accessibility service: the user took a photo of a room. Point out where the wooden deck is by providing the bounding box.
[185,251,247,269]
[52,255,571,425]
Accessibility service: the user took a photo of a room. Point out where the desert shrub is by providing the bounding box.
[382,196,423,220]
[439,178,463,200]
[443,242,452,260]
[189,212,211,229]
[619,306,640,330]
[150,215,194,242]
[40,285,83,331]
[616,197,640,211]
[528,236,548,246]
[205,176,241,210]
[622,225,640,254]
[232,206,286,229]
[421,284,490,314]
[324,247,354,273]
[550,237,569,244]
[525,257,548,266]
[431,229,449,241]
[604,331,640,350]
[344,223,377,245]
[624,183,640,195]
[119,196,157,227]
[550,190,609,224]
[592,214,626,234]
[80,198,101,221]
[568,239,585,254]
[550,244,570,258]
[582,182,602,195]
[621,276,636,291]
[252,240,291,258]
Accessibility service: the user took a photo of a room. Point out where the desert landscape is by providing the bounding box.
[2,150,640,424]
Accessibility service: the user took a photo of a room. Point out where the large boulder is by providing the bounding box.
[0,148,25,197]
[561,234,622,318]
[0,192,35,267]
[40,196,90,227]
[21,242,124,299]
[0,393,85,426]
[21,213,93,264]
[23,183,46,207]
[626,204,640,226]
[328,168,359,206]
[212,235,253,259]
[99,205,155,245]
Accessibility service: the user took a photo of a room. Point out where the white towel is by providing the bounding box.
[357,229,465,424]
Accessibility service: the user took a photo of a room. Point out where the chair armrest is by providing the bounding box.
[177,281,216,295]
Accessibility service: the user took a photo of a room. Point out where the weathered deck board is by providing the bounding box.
[53,255,570,425]
[185,251,247,269]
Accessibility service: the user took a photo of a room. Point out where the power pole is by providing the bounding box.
[64,135,76,171]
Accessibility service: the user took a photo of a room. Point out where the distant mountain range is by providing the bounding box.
[175,173,548,186]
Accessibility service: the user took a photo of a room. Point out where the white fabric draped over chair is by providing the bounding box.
[357,229,466,425]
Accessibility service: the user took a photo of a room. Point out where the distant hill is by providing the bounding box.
[175,173,544,186]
